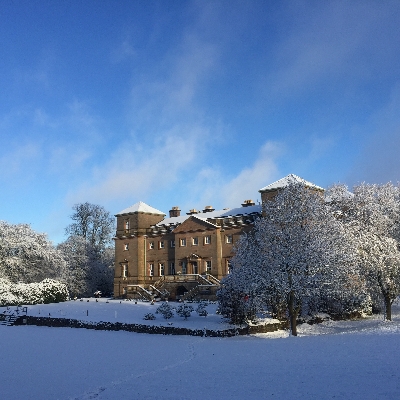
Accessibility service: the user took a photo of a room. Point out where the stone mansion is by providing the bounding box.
[113,174,323,300]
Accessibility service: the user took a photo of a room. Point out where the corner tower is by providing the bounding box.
[258,174,324,204]
[114,202,165,297]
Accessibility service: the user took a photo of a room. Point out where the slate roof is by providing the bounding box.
[156,204,262,227]
[258,174,324,192]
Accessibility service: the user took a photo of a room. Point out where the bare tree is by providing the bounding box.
[65,202,114,250]
[60,202,115,296]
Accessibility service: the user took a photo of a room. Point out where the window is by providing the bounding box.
[192,237,198,245]
[125,220,130,230]
[205,260,212,272]
[124,243,129,251]
[122,264,128,277]
[180,238,186,247]
[170,240,175,248]
[181,261,187,274]
[169,262,175,275]
[159,263,165,276]
[227,259,232,274]
[149,242,154,250]
[226,235,233,244]
[159,241,165,249]
[149,263,154,276]
[204,235,211,244]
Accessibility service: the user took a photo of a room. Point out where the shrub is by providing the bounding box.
[176,304,194,320]
[196,302,208,317]
[0,278,69,306]
[156,302,174,319]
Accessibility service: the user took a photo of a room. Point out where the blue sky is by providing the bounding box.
[1,0,400,244]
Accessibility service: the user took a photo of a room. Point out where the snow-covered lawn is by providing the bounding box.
[22,298,237,331]
[1,299,400,399]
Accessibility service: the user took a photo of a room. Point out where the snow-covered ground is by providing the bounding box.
[1,299,400,399]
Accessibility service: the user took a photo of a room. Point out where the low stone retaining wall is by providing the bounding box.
[247,320,288,334]
[14,315,250,337]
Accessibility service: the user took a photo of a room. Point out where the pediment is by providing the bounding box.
[172,215,218,234]
[188,253,201,260]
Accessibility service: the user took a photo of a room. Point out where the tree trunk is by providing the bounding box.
[385,296,392,321]
[288,291,298,336]
[290,312,298,336]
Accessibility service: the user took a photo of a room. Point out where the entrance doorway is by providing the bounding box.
[192,261,198,274]
[176,285,188,298]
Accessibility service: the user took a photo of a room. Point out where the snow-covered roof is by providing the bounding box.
[156,204,262,227]
[258,174,324,192]
[116,201,165,216]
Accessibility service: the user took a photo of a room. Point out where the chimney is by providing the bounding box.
[169,206,181,218]
[202,205,215,213]
[186,209,200,215]
[241,199,255,207]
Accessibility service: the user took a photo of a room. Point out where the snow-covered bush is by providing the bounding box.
[176,304,194,320]
[143,313,156,320]
[39,279,70,303]
[156,302,174,319]
[0,278,69,306]
[196,302,208,317]
[217,275,256,324]
[0,278,20,306]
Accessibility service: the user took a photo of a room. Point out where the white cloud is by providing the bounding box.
[219,141,283,207]
[66,6,226,206]
[68,122,213,205]
[179,141,283,211]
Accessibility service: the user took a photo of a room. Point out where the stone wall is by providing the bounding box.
[14,315,250,337]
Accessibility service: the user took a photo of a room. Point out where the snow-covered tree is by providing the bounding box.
[0,221,66,283]
[217,268,258,324]
[65,202,114,249]
[59,202,115,297]
[57,235,92,297]
[326,183,400,320]
[57,235,114,297]
[221,181,358,336]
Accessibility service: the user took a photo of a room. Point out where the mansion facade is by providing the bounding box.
[113,174,323,300]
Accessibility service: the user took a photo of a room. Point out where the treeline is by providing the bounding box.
[0,202,114,303]
[218,180,400,336]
